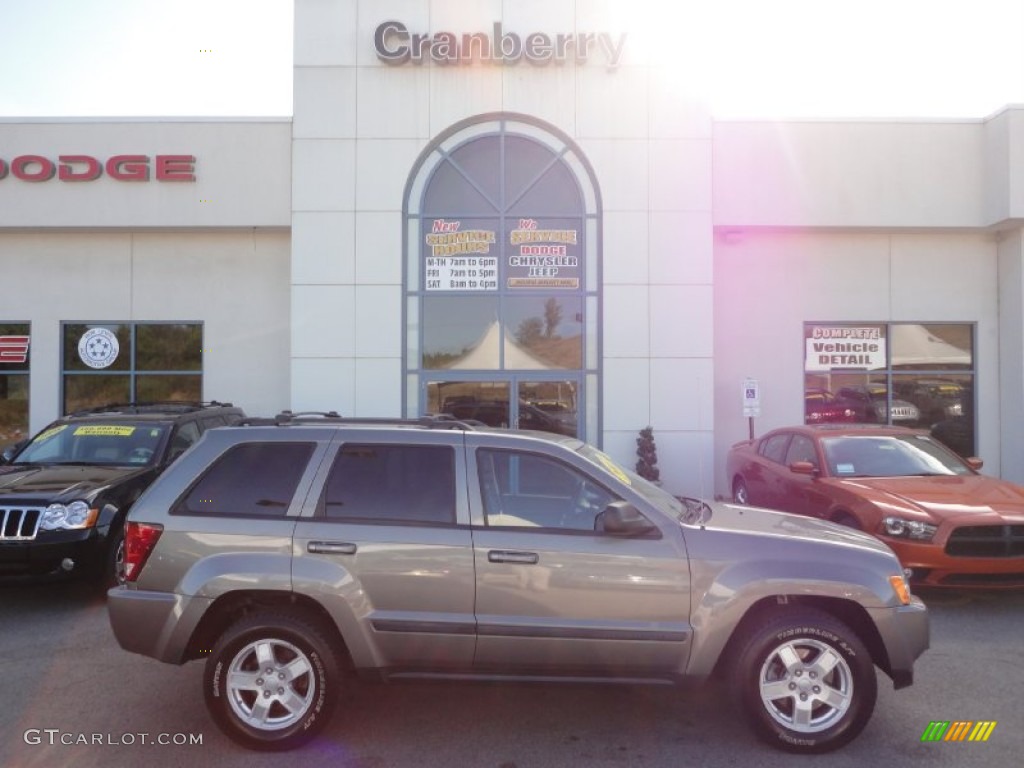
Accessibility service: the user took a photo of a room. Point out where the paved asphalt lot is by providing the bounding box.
[0,580,1020,768]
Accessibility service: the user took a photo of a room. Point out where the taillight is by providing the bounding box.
[124,521,163,582]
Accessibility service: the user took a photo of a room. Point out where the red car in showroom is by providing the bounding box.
[726,424,1024,588]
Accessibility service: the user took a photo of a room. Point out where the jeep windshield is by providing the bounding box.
[13,422,169,467]
[577,443,686,518]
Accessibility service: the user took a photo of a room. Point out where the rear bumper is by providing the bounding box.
[107,587,212,663]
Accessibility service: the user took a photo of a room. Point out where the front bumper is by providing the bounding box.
[870,595,929,689]
[107,587,212,664]
[0,527,108,578]
[888,538,1024,589]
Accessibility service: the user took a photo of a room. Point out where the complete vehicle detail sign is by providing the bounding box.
[805,326,886,371]
[375,21,627,67]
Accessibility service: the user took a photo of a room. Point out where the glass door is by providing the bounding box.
[426,376,580,439]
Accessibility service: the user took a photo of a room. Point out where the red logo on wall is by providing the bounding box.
[0,155,195,182]
[0,336,30,364]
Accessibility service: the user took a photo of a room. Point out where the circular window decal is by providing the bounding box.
[78,327,120,369]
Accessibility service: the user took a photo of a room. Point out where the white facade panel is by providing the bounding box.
[428,68,505,135]
[292,139,356,211]
[354,139,423,210]
[294,0,358,66]
[294,67,358,139]
[357,67,431,139]
[292,211,356,285]
[650,139,712,212]
[602,212,649,285]
[576,67,649,139]
[355,212,403,283]
[355,358,403,416]
[578,139,649,212]
[602,358,651,431]
[650,210,713,285]
[603,285,651,358]
[291,284,356,357]
[291,357,356,412]
[650,284,713,358]
[354,286,402,356]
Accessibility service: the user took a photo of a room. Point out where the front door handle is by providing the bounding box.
[488,550,539,565]
[308,541,357,555]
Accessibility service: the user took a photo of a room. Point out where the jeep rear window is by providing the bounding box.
[173,442,314,517]
[321,444,455,525]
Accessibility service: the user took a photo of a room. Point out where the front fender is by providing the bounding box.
[684,556,902,677]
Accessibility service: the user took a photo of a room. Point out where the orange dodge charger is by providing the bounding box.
[726,424,1024,588]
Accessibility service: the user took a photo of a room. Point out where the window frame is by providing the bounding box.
[171,441,316,519]
[403,113,602,444]
[60,321,203,414]
[316,442,458,527]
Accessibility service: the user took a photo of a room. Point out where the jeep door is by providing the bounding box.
[292,434,476,670]
[467,437,692,677]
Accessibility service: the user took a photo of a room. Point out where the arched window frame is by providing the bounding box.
[402,113,603,442]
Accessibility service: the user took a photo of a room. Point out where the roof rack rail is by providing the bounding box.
[238,412,482,431]
[70,400,235,416]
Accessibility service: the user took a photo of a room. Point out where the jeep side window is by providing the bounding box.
[478,449,616,531]
[173,442,314,517]
[321,444,456,525]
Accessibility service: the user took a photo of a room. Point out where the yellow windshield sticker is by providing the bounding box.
[596,453,631,486]
[73,425,136,437]
[35,424,69,443]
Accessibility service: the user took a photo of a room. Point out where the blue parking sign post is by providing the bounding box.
[743,378,760,439]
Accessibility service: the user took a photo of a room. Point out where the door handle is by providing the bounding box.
[488,550,539,565]
[307,541,357,555]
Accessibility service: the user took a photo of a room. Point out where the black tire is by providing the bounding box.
[204,612,341,751]
[732,477,750,505]
[104,527,126,589]
[731,610,877,753]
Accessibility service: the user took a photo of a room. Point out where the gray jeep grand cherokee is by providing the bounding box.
[107,414,928,754]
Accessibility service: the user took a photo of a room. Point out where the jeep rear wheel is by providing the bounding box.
[204,612,340,751]
[731,610,877,753]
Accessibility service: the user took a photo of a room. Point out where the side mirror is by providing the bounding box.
[789,460,818,476]
[596,500,657,537]
[965,457,983,471]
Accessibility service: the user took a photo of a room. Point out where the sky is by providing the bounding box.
[0,0,1022,120]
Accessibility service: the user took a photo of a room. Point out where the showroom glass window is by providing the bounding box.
[803,323,976,456]
[61,323,202,413]
[0,323,30,449]
[404,115,602,442]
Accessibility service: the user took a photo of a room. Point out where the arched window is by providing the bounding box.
[403,114,602,441]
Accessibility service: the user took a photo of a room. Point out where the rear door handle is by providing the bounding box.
[488,550,539,565]
[307,541,357,555]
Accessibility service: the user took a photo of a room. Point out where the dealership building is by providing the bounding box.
[2,0,1023,498]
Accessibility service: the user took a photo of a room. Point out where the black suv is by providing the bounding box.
[0,401,244,587]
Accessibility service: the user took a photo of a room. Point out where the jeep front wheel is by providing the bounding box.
[732,610,877,753]
[204,612,340,751]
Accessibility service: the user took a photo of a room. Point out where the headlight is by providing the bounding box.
[882,516,938,541]
[39,501,98,531]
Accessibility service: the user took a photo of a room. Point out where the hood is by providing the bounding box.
[0,463,149,504]
[696,500,893,557]
[831,475,1024,521]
